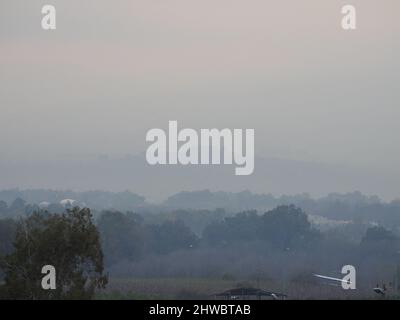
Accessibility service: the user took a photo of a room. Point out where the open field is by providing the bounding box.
[96,277,391,300]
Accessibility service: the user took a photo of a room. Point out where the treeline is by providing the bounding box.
[97,206,400,274]
[203,206,321,249]
[0,189,145,212]
[97,205,320,267]
[1,204,400,296]
[166,190,400,228]
[2,204,400,268]
[97,211,199,266]
[2,189,400,230]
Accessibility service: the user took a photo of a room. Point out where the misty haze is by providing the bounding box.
[1,0,400,302]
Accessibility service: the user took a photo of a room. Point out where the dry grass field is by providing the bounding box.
[96,277,387,300]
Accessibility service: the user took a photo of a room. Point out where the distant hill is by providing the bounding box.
[0,189,146,212]
[0,154,398,203]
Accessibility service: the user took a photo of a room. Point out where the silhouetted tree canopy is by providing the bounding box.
[97,211,145,265]
[147,220,199,254]
[97,211,199,264]
[362,226,397,243]
[0,208,107,300]
[203,205,321,250]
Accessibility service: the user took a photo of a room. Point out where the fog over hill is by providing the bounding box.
[2,179,400,229]
[0,154,398,203]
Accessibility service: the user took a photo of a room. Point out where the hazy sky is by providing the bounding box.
[1,1,400,199]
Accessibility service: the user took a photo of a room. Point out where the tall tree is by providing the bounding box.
[0,208,107,299]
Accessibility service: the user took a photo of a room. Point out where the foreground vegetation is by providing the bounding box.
[97,277,393,300]
[1,193,400,300]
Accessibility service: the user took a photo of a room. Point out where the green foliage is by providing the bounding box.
[0,219,17,281]
[97,211,145,265]
[0,200,7,213]
[362,226,397,243]
[147,220,199,254]
[260,205,320,249]
[97,211,199,265]
[0,208,107,300]
[203,205,321,250]
[0,219,17,257]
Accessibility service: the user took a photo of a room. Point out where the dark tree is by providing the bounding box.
[0,200,8,215]
[362,226,397,243]
[0,219,17,257]
[202,205,320,250]
[97,211,145,265]
[148,220,199,254]
[0,208,107,300]
[260,205,320,250]
[9,198,26,212]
